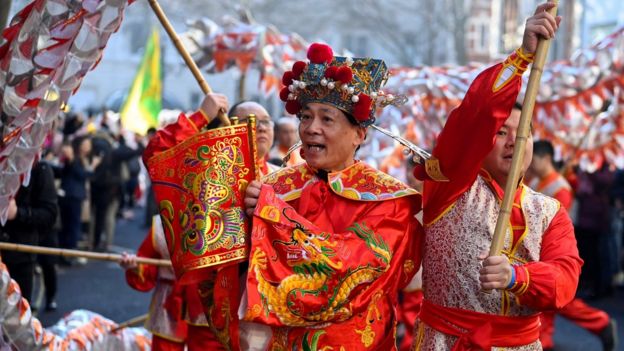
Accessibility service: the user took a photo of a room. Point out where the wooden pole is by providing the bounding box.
[146,0,230,126]
[110,314,149,333]
[0,242,171,267]
[489,0,559,257]
[238,72,247,101]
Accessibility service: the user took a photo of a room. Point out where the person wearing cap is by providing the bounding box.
[241,42,423,350]
[268,116,303,166]
[411,3,583,350]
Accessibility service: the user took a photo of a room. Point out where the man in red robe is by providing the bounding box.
[142,95,280,350]
[412,3,583,350]
[242,42,423,350]
[529,140,617,351]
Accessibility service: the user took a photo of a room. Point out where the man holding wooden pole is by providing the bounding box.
[411,2,583,350]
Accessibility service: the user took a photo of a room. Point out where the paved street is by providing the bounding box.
[35,209,624,350]
[37,212,151,328]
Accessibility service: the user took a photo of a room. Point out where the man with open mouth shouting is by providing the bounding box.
[242,42,424,350]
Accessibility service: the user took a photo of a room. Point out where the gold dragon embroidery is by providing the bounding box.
[251,211,392,327]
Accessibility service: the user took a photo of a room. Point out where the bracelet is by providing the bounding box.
[506,265,517,290]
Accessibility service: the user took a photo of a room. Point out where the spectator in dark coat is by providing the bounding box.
[0,161,58,301]
[58,136,100,256]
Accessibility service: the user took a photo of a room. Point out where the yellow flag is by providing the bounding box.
[120,29,162,135]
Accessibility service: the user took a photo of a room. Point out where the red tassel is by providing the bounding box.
[282,71,295,86]
[279,87,290,102]
[324,66,338,79]
[335,66,353,84]
[292,61,307,76]
[307,43,333,64]
[285,100,302,114]
[352,94,372,122]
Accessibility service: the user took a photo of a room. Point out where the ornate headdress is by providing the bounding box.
[279,43,397,127]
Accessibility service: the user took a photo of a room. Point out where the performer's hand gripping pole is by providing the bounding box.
[489,0,559,258]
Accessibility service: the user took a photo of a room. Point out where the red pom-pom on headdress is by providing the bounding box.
[285,100,302,115]
[292,61,306,77]
[279,87,290,102]
[324,66,338,79]
[352,94,373,122]
[282,71,295,86]
[335,66,353,84]
[307,43,333,64]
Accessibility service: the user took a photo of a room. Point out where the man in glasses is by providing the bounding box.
[228,101,280,177]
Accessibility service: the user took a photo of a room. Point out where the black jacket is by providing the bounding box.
[1,162,58,264]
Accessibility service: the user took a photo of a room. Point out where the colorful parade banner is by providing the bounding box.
[120,28,163,135]
[147,123,258,285]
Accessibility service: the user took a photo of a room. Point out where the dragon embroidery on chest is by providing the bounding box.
[250,209,393,326]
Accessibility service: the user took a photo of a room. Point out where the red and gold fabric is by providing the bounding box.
[398,289,423,351]
[146,119,257,285]
[413,50,583,350]
[415,300,541,351]
[243,162,422,350]
[125,217,187,343]
[125,216,221,349]
[144,111,261,350]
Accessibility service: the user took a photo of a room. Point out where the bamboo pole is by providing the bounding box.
[0,242,171,267]
[238,71,247,101]
[110,314,149,333]
[146,0,230,126]
[489,0,559,257]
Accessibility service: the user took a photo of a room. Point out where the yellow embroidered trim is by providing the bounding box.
[413,321,425,351]
[516,47,535,62]
[425,157,449,182]
[425,202,456,227]
[151,331,185,343]
[509,187,528,257]
[187,115,200,133]
[198,109,212,124]
[514,266,530,296]
[507,55,530,73]
[492,49,533,93]
[501,290,511,316]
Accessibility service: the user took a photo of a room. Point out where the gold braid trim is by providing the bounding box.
[425,157,449,182]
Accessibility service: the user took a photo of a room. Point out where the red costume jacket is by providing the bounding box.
[125,218,206,342]
[243,162,423,350]
[414,50,583,350]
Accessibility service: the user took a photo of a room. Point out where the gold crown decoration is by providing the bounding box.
[279,43,402,127]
